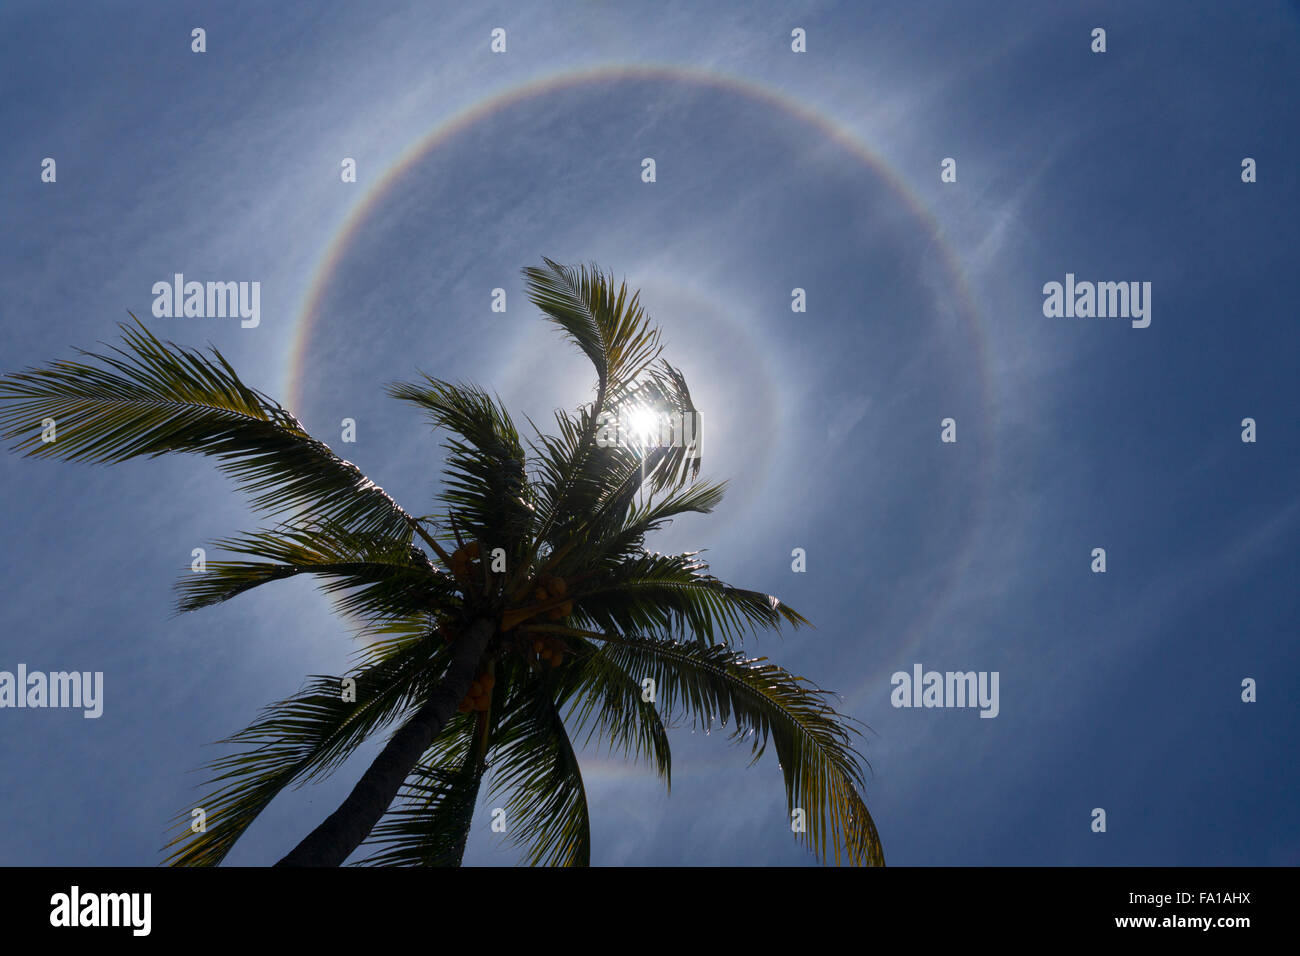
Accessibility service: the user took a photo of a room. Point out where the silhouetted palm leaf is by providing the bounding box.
[487,675,592,867]
[162,632,448,866]
[175,522,458,626]
[527,627,883,866]
[0,319,412,538]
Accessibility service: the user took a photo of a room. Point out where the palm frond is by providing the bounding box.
[527,405,638,545]
[601,359,703,493]
[386,376,533,554]
[596,480,727,563]
[175,522,458,624]
[533,630,883,866]
[525,365,706,566]
[162,633,447,866]
[519,260,665,552]
[488,674,592,867]
[574,551,810,645]
[560,642,671,785]
[0,318,413,538]
[522,259,662,394]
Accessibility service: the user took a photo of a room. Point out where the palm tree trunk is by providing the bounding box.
[274,617,495,866]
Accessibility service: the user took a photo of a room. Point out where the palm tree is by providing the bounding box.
[0,259,884,867]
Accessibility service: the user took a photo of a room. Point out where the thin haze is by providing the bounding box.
[0,1,1296,865]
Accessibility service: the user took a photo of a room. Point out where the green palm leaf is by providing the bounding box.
[175,522,458,625]
[601,359,703,493]
[386,376,533,555]
[522,258,662,394]
[0,318,412,538]
[609,480,728,559]
[488,673,592,867]
[574,551,810,645]
[529,628,883,866]
[163,632,448,866]
[561,642,671,785]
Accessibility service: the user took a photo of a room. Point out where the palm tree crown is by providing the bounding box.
[0,259,884,866]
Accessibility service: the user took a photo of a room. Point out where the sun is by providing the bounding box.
[626,406,662,447]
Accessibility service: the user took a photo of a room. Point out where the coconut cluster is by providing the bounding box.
[532,574,573,620]
[532,636,566,668]
[457,671,495,713]
[448,540,481,584]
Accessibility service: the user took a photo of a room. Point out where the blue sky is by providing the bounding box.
[1,0,1296,866]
